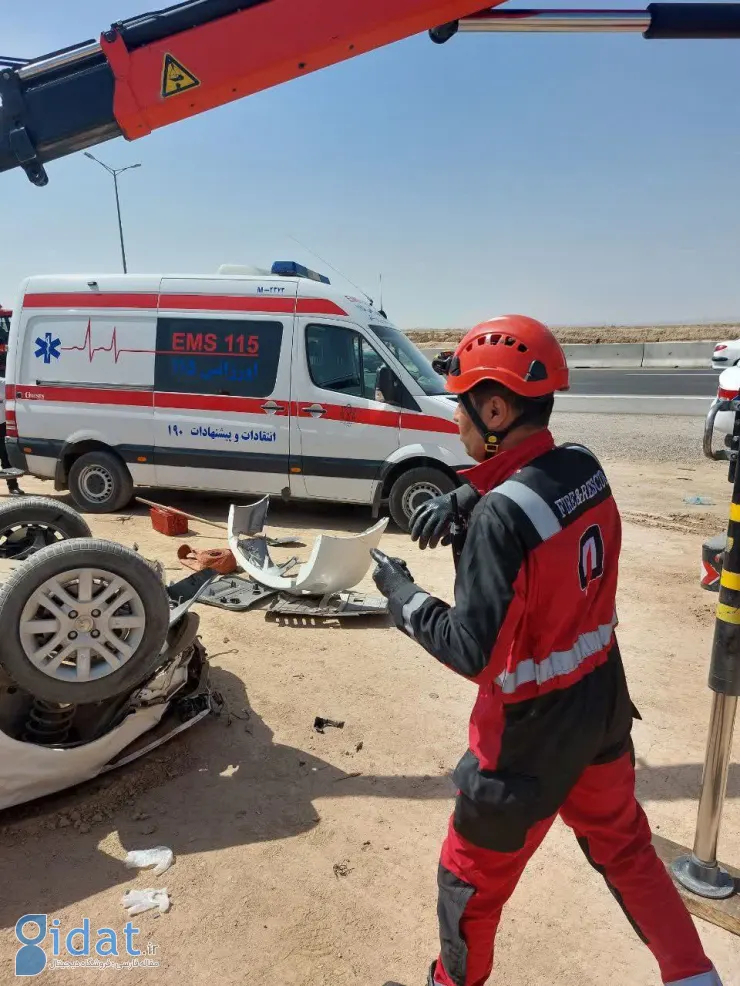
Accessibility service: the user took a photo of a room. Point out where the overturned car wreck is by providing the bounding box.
[0,497,213,810]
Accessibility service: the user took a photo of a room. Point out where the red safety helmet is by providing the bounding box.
[445,315,569,399]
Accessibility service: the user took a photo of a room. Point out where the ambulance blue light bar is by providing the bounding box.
[271,261,331,284]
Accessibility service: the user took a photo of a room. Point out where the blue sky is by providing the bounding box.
[2,1,739,327]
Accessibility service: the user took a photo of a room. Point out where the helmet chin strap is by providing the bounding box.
[459,392,548,459]
[459,392,516,459]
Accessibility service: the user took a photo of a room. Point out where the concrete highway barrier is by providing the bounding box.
[642,341,716,368]
[562,343,645,369]
[415,336,717,369]
[555,394,713,416]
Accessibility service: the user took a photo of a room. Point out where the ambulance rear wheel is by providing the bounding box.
[388,467,456,532]
[68,452,134,514]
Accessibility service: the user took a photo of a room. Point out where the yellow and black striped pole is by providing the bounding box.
[673,415,740,900]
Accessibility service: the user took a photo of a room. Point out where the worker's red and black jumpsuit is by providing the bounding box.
[386,430,720,986]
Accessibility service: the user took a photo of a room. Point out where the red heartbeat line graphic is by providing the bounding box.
[61,320,154,364]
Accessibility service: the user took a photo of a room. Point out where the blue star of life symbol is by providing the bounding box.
[34,332,61,364]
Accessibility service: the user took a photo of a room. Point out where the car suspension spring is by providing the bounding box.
[23,699,76,745]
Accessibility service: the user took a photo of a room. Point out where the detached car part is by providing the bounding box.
[229,497,271,537]
[194,574,278,611]
[228,498,388,595]
[266,590,389,618]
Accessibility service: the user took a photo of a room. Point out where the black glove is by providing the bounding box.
[409,484,481,550]
[371,549,414,599]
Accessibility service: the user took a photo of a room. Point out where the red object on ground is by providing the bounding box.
[150,506,188,537]
[176,544,237,575]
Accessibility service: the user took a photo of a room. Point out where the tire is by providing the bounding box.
[0,538,170,704]
[388,466,456,532]
[0,496,92,561]
[68,451,133,514]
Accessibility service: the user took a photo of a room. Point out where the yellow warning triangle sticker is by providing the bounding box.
[162,53,201,98]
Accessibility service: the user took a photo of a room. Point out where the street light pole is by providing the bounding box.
[84,152,141,274]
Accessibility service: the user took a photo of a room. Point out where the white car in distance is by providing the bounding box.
[711,338,740,369]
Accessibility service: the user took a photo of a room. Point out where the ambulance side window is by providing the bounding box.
[154,317,283,397]
[306,324,393,402]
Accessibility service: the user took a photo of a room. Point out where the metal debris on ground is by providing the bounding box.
[267,591,389,618]
[125,847,174,877]
[192,574,278,611]
[277,555,302,575]
[167,569,219,604]
[210,690,251,725]
[266,535,306,547]
[121,888,171,916]
[229,497,270,536]
[314,717,345,733]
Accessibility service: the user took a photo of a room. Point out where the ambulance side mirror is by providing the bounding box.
[374,364,419,412]
[375,364,400,405]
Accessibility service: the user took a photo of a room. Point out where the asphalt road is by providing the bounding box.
[562,368,719,397]
[419,356,720,414]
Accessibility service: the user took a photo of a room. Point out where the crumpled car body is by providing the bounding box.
[0,592,211,811]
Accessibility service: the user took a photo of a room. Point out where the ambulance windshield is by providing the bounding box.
[370,324,447,396]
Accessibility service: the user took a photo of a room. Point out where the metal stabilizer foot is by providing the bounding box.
[672,853,736,900]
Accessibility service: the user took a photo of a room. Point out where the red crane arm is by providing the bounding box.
[101,1,504,142]
[3,2,740,185]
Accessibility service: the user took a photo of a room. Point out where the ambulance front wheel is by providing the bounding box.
[68,451,134,514]
[388,466,456,532]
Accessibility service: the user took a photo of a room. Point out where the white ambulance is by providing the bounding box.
[4,263,471,528]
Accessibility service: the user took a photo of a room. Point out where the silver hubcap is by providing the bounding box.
[78,464,114,504]
[402,481,444,519]
[19,568,146,683]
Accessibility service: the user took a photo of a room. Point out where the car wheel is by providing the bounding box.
[388,466,456,532]
[0,496,92,561]
[0,538,170,704]
[68,451,133,514]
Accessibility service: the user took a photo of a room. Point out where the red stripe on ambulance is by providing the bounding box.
[24,293,159,310]
[23,292,347,317]
[13,385,458,434]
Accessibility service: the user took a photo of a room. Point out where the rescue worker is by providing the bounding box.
[372,315,723,986]
[0,333,24,497]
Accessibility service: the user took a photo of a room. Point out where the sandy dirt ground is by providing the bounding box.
[0,448,739,986]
